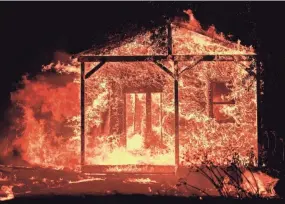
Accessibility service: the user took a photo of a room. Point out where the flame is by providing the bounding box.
[2,10,263,198]
[222,170,279,198]
[0,186,14,201]
[241,170,279,197]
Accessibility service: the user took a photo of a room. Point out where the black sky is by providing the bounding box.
[0,2,285,167]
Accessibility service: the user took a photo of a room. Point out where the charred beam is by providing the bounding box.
[78,55,168,62]
[174,61,179,169]
[174,55,254,61]
[85,61,105,79]
[153,61,174,78]
[80,62,85,167]
[78,55,255,62]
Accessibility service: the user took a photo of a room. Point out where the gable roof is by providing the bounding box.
[75,10,255,58]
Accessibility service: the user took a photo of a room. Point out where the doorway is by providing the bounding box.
[124,91,163,151]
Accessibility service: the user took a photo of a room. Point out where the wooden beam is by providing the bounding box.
[174,55,255,61]
[80,62,85,167]
[174,61,179,169]
[78,54,255,62]
[78,55,168,62]
[85,61,105,79]
[153,61,174,78]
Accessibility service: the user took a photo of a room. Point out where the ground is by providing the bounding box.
[1,164,283,201]
[0,164,219,201]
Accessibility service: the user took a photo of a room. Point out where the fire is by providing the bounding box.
[0,186,14,201]
[0,9,275,198]
[123,178,158,184]
[3,9,258,171]
[240,170,279,197]
[4,10,258,170]
[127,134,144,151]
[222,170,279,198]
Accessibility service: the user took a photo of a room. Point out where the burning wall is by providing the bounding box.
[5,59,257,170]
[179,61,257,166]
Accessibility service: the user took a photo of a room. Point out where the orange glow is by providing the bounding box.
[222,170,279,197]
[6,10,258,178]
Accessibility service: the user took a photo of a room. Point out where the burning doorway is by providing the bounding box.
[83,62,176,173]
[125,91,164,151]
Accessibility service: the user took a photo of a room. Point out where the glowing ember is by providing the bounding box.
[68,177,106,184]
[123,178,158,184]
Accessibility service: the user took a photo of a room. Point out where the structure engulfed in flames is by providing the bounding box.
[4,10,257,173]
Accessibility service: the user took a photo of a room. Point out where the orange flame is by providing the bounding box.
[6,10,257,173]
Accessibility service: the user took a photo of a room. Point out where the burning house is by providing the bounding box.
[71,10,258,174]
[4,10,258,174]
[1,8,281,201]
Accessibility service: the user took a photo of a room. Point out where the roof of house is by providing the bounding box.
[74,10,255,59]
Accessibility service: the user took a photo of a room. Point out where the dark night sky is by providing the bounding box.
[0,2,285,165]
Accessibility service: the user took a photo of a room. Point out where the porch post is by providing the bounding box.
[168,20,179,170]
[174,61,179,169]
[81,62,85,167]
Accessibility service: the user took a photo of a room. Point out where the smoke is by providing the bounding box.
[52,51,72,65]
